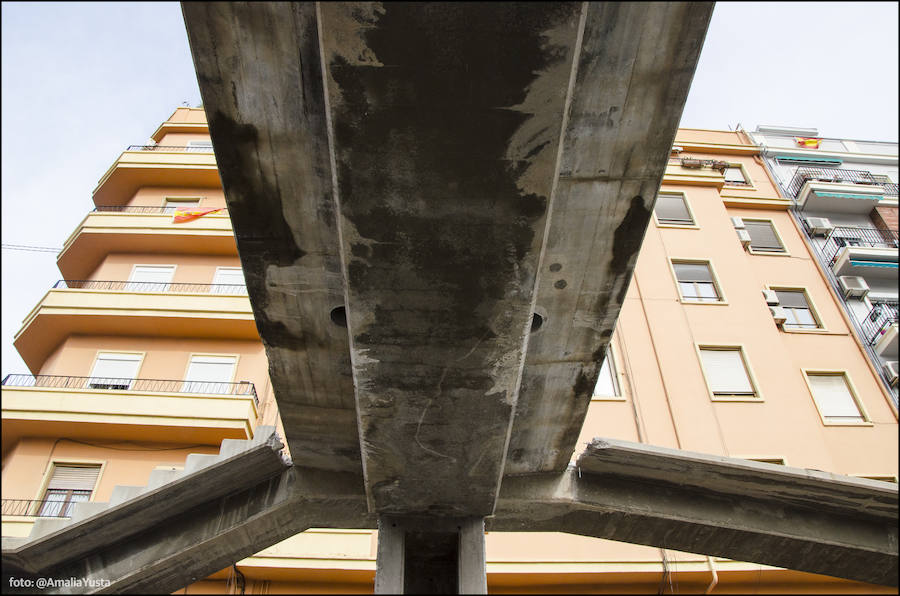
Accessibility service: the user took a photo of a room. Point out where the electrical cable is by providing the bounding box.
[2,243,62,253]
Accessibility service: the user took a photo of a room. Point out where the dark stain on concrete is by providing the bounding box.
[610,195,650,304]
[554,279,568,290]
[549,263,562,272]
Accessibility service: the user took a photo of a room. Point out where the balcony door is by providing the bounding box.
[181,355,237,395]
[88,352,142,390]
[125,265,175,292]
[211,267,247,294]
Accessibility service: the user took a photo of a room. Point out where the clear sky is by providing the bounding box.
[2,2,898,376]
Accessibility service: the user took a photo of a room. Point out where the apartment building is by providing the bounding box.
[747,126,898,404]
[1,109,896,593]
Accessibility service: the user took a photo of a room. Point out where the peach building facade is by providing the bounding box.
[2,109,896,593]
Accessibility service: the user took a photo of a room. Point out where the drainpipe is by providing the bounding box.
[705,556,719,594]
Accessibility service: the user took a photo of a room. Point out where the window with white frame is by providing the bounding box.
[181,355,237,394]
[211,267,247,295]
[593,350,619,398]
[724,165,749,185]
[39,464,101,517]
[654,193,694,226]
[673,261,722,302]
[806,373,866,423]
[125,265,175,292]
[699,347,757,398]
[744,220,785,253]
[185,140,213,152]
[88,352,142,390]
[775,290,820,329]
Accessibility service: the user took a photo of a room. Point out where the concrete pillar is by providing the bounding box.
[374,516,487,594]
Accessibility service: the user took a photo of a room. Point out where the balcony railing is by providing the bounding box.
[2,374,258,404]
[52,279,248,295]
[860,301,899,346]
[2,499,75,518]
[786,167,888,199]
[882,183,898,198]
[126,145,213,153]
[819,226,899,264]
[92,205,227,215]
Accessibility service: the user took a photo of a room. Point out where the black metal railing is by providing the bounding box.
[787,167,881,199]
[819,226,899,264]
[2,499,74,518]
[52,279,248,295]
[860,301,899,346]
[882,183,899,197]
[1,374,258,404]
[92,205,227,215]
[126,144,213,152]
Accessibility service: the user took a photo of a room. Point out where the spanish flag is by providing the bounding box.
[173,207,224,223]
[795,137,821,148]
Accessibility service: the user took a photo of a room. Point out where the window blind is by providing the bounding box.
[89,353,141,387]
[808,374,863,419]
[47,465,101,491]
[182,355,236,393]
[674,263,713,282]
[744,221,783,251]
[700,349,754,394]
[724,167,745,182]
[774,290,809,308]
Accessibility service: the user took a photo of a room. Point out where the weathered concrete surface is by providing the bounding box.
[183,1,714,517]
[490,439,899,587]
[504,1,713,475]
[2,467,374,595]
[2,428,289,575]
[182,2,362,473]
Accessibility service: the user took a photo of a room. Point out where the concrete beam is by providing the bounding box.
[2,429,288,574]
[182,1,363,474]
[504,1,715,475]
[3,467,374,595]
[491,439,899,586]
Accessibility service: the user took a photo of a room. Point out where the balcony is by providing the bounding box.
[819,226,899,279]
[13,281,256,374]
[58,206,236,279]
[788,168,889,213]
[2,499,75,518]
[93,146,221,206]
[1,374,258,453]
[860,301,899,359]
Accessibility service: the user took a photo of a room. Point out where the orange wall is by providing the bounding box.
[126,186,226,208]
[87,253,242,284]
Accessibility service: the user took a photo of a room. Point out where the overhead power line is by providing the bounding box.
[2,243,62,253]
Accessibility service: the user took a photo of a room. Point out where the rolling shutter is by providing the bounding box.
[700,349,754,394]
[47,465,101,491]
[744,221,783,252]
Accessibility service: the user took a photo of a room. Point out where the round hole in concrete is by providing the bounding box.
[531,313,544,332]
[330,306,347,327]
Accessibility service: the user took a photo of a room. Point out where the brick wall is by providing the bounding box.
[870,205,898,232]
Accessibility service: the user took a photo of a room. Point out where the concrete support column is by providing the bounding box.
[374,516,487,594]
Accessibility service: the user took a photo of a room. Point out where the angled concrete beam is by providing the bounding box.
[3,467,373,595]
[490,439,899,586]
[2,429,288,574]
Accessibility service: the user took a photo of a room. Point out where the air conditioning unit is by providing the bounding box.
[671,146,683,154]
[737,228,752,248]
[805,217,833,236]
[883,361,899,386]
[730,216,745,229]
[769,306,787,325]
[838,276,870,299]
[762,289,779,305]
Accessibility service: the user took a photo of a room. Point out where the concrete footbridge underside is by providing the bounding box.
[2,2,897,593]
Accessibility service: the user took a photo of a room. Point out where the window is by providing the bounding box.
[744,220,785,253]
[125,265,175,292]
[593,350,620,398]
[186,140,213,152]
[699,347,757,398]
[39,464,101,517]
[775,290,820,329]
[88,352,142,390]
[163,198,201,213]
[724,165,749,185]
[806,373,866,424]
[654,193,694,226]
[211,267,247,295]
[673,261,722,302]
[181,355,237,394]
